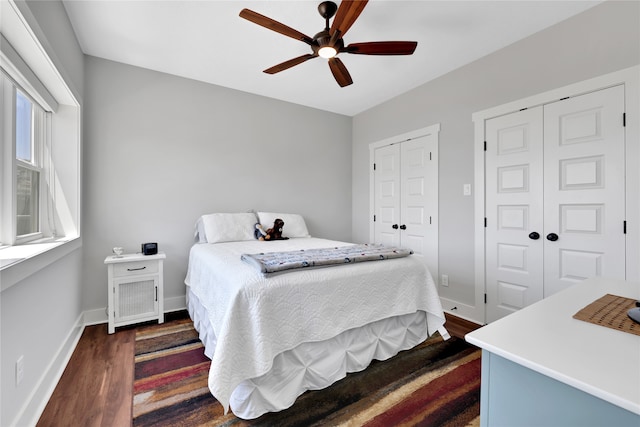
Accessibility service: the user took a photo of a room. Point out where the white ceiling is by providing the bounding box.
[62,0,602,116]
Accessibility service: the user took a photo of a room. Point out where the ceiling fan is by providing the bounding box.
[239,0,417,87]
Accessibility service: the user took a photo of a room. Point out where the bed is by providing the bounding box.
[184,212,448,419]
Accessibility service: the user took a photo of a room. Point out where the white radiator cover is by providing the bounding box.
[117,278,156,319]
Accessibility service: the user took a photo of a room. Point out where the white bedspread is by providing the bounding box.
[184,238,446,413]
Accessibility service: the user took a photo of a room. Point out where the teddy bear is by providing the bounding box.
[254,219,289,241]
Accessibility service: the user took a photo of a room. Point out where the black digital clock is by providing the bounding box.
[141,242,158,255]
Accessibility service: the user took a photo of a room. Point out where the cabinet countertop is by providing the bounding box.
[104,252,166,264]
[466,277,640,415]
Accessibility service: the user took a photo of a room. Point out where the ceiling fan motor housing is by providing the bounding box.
[313,30,344,53]
[314,1,341,54]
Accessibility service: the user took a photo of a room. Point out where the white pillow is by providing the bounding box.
[257,212,310,238]
[198,213,257,243]
[195,217,208,243]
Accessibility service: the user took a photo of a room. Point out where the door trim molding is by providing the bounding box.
[473,65,640,325]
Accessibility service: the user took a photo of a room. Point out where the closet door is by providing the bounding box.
[485,85,626,322]
[485,107,544,323]
[373,135,438,279]
[374,144,401,247]
[400,136,435,258]
[542,85,626,296]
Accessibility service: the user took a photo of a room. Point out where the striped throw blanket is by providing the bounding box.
[241,243,413,274]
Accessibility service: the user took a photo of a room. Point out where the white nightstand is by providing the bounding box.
[104,252,166,334]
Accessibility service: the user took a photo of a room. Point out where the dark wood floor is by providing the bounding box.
[36,322,136,427]
[36,311,481,426]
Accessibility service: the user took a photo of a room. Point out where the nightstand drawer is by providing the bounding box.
[112,260,159,277]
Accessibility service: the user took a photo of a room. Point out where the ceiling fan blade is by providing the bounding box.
[345,41,418,55]
[240,9,314,45]
[264,54,317,74]
[329,0,368,39]
[328,57,353,87]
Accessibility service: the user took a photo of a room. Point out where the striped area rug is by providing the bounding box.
[133,316,481,427]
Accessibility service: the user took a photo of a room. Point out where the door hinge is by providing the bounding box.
[484,141,487,151]
[373,163,376,171]
[623,112,626,127]
[484,293,487,304]
[429,216,432,225]
[429,152,432,161]
[373,215,376,222]
[624,220,627,234]
[484,217,487,227]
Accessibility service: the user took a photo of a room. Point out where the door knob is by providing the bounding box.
[528,232,540,240]
[399,224,407,230]
[392,224,399,229]
[546,233,559,241]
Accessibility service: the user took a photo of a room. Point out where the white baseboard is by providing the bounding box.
[20,295,188,426]
[12,313,85,427]
[164,295,187,313]
[83,306,108,326]
[440,296,484,325]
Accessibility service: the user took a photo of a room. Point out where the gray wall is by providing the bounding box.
[1,249,83,425]
[82,56,352,311]
[3,1,638,424]
[351,1,640,307]
[1,1,84,425]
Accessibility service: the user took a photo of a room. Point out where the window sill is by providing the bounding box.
[0,236,81,292]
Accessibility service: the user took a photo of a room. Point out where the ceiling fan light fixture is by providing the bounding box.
[318,46,337,58]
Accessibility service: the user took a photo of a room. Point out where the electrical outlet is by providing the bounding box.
[441,274,449,287]
[16,356,24,386]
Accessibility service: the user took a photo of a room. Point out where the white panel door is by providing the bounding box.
[542,85,626,296]
[373,135,438,279]
[401,137,429,256]
[400,135,438,277]
[374,144,401,247]
[485,85,626,322]
[485,107,544,322]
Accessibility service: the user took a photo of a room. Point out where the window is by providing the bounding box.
[0,2,81,282]
[16,90,44,239]
[1,73,50,245]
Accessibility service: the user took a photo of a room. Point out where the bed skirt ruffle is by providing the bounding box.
[187,287,431,419]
